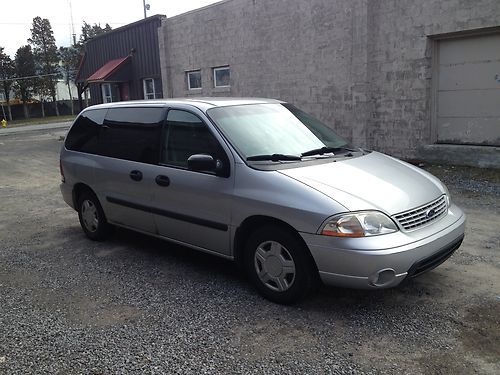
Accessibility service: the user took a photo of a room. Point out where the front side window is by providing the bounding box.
[187,70,202,90]
[213,66,230,87]
[162,109,224,169]
[207,104,349,159]
[99,107,164,164]
[143,78,156,99]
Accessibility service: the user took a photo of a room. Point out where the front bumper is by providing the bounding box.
[300,204,466,289]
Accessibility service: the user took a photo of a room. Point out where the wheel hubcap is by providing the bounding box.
[81,200,98,232]
[254,240,296,292]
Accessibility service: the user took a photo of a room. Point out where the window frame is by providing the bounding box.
[186,70,202,90]
[213,66,230,88]
[143,78,156,100]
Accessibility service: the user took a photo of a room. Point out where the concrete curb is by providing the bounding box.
[418,144,500,169]
[0,122,72,136]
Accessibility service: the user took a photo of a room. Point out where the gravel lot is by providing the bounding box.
[0,129,499,374]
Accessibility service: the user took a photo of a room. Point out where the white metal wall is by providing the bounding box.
[437,33,500,146]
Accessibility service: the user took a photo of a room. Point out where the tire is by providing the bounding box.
[244,225,317,304]
[77,191,110,241]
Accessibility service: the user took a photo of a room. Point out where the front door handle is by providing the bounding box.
[129,170,143,181]
[155,175,170,187]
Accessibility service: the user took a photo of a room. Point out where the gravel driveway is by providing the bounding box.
[0,130,499,374]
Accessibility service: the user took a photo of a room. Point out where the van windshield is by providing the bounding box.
[207,103,350,160]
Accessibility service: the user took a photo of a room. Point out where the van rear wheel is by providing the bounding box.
[244,226,316,304]
[77,191,110,241]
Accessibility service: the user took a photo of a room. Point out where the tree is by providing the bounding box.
[79,21,112,44]
[59,46,80,114]
[0,47,15,121]
[29,16,61,116]
[14,45,36,119]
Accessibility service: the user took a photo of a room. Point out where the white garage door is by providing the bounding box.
[437,33,500,146]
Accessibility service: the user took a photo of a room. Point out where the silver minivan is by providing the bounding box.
[60,98,465,303]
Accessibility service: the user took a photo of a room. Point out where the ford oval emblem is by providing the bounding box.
[426,208,436,218]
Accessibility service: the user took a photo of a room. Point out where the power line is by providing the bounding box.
[0,72,71,82]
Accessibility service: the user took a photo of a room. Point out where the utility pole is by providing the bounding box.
[143,0,150,19]
[68,0,76,45]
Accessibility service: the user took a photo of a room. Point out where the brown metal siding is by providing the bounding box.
[77,16,165,105]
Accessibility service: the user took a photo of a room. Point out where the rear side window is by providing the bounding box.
[99,107,164,164]
[65,109,106,153]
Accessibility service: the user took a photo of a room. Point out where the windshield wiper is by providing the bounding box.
[247,154,302,162]
[301,146,355,157]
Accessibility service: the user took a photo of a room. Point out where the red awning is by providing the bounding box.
[86,56,130,82]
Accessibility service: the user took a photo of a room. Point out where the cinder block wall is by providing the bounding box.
[366,0,499,156]
[159,0,499,158]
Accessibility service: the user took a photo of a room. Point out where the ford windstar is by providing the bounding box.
[60,98,465,303]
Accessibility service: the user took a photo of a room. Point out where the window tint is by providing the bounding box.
[99,107,164,164]
[162,110,224,168]
[65,109,106,153]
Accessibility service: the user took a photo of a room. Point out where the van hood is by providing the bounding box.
[278,151,445,215]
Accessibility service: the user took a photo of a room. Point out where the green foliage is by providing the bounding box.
[59,46,81,84]
[14,45,36,103]
[0,47,16,102]
[79,22,112,44]
[28,17,61,102]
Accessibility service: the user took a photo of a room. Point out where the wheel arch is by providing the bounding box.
[233,215,318,272]
[72,183,98,209]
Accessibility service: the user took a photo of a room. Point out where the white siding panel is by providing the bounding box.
[438,90,500,117]
[437,33,500,146]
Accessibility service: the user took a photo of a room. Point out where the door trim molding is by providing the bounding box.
[106,196,229,231]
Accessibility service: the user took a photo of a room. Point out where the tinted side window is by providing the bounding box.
[65,109,106,153]
[99,107,164,164]
[162,110,225,168]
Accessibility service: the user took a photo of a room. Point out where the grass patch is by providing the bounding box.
[3,115,76,128]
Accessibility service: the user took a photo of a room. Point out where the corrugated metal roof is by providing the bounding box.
[87,56,130,82]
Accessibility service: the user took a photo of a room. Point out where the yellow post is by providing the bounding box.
[1,119,6,128]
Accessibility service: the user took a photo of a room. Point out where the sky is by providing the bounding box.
[0,0,223,57]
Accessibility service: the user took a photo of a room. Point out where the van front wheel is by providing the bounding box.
[244,226,316,304]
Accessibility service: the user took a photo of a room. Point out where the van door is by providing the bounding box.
[151,108,234,256]
[93,107,164,234]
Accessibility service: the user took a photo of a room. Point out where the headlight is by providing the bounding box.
[442,185,451,207]
[320,211,398,237]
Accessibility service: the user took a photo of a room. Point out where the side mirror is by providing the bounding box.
[187,154,216,172]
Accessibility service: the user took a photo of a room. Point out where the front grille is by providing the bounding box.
[394,195,447,231]
[407,235,464,278]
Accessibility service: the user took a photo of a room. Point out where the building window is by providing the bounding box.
[187,70,202,90]
[101,83,113,103]
[213,66,230,88]
[143,78,157,99]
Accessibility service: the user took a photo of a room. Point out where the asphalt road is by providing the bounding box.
[0,129,499,374]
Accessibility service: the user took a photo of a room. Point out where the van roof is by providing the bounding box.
[84,97,284,112]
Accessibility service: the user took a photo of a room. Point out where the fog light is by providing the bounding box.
[369,269,396,287]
